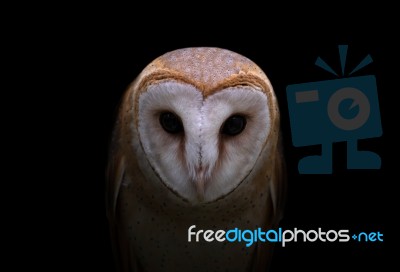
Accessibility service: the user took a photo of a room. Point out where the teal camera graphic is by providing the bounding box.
[286,45,382,174]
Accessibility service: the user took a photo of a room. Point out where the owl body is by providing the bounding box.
[107,48,285,272]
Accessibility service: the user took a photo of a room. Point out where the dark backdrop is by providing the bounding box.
[68,22,391,271]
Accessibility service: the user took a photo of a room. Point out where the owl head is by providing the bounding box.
[116,47,281,204]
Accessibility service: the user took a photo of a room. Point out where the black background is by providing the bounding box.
[58,16,393,271]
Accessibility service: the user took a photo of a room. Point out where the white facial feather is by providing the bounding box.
[137,81,270,203]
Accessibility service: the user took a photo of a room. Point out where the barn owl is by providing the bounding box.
[107,47,286,272]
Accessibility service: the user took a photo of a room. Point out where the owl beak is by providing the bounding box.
[195,178,206,199]
[194,167,207,199]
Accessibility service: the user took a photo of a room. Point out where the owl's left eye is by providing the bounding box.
[221,115,247,136]
[159,112,183,134]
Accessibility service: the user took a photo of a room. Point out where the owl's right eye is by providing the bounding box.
[159,112,183,134]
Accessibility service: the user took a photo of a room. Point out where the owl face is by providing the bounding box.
[125,47,279,204]
[137,81,271,203]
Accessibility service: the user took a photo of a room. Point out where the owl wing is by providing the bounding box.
[268,135,287,225]
[106,137,125,221]
[106,119,141,272]
[252,135,287,272]
[106,125,127,271]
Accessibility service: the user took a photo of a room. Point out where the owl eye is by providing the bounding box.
[159,112,183,134]
[221,115,247,136]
